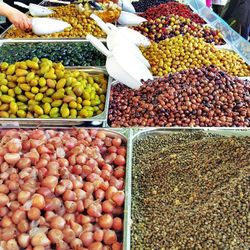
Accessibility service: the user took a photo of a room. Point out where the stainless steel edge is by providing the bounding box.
[0,126,130,249]
[102,75,113,127]
[123,128,133,250]
[131,127,250,140]
[0,66,109,127]
[0,25,107,42]
[0,37,107,43]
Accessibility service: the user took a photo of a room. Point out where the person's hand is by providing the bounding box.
[7,8,32,31]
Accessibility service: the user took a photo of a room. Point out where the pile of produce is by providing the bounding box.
[141,35,250,76]
[108,66,250,127]
[4,5,106,39]
[0,58,107,119]
[133,15,224,44]
[0,43,106,67]
[131,131,250,249]
[76,1,121,23]
[132,0,177,12]
[141,2,205,24]
[0,128,125,249]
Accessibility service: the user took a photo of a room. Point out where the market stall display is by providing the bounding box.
[108,66,250,127]
[0,42,106,66]
[0,0,250,248]
[141,35,250,76]
[0,128,126,249]
[131,130,250,249]
[133,15,224,44]
[0,59,107,119]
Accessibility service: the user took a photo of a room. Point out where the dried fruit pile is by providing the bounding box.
[141,2,205,24]
[132,131,250,249]
[0,129,125,250]
[108,66,250,127]
[133,15,224,44]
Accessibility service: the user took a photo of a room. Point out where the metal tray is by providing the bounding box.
[125,127,250,250]
[0,33,107,43]
[0,66,110,127]
[106,75,250,128]
[0,5,107,42]
[0,40,106,67]
[0,127,130,248]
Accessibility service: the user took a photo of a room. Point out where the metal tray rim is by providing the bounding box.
[132,127,250,140]
[0,24,107,42]
[124,127,250,250]
[0,127,130,248]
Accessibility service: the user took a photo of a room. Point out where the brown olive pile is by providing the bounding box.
[141,35,250,76]
[108,66,250,127]
[133,15,224,44]
[0,129,125,250]
[0,58,107,119]
[4,5,106,39]
[132,131,250,249]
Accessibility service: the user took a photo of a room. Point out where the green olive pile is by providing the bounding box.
[0,43,106,67]
[141,35,250,76]
[4,5,106,39]
[133,15,224,44]
[132,132,250,249]
[0,58,107,119]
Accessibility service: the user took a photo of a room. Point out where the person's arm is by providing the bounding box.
[0,2,31,30]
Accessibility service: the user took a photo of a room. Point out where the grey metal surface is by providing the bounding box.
[0,66,110,127]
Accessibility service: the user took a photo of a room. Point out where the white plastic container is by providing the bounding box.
[32,18,71,35]
[86,34,153,90]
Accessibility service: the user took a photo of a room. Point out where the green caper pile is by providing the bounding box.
[4,5,106,39]
[132,132,250,249]
[0,58,107,119]
[141,34,250,77]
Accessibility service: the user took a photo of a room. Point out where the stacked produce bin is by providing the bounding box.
[0,0,249,249]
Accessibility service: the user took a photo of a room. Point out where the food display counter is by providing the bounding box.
[0,0,249,249]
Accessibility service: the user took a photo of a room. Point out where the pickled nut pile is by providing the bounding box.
[141,35,250,76]
[132,132,250,249]
[0,43,106,67]
[133,15,224,44]
[0,129,125,250]
[108,66,250,127]
[0,59,107,119]
[4,5,106,39]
